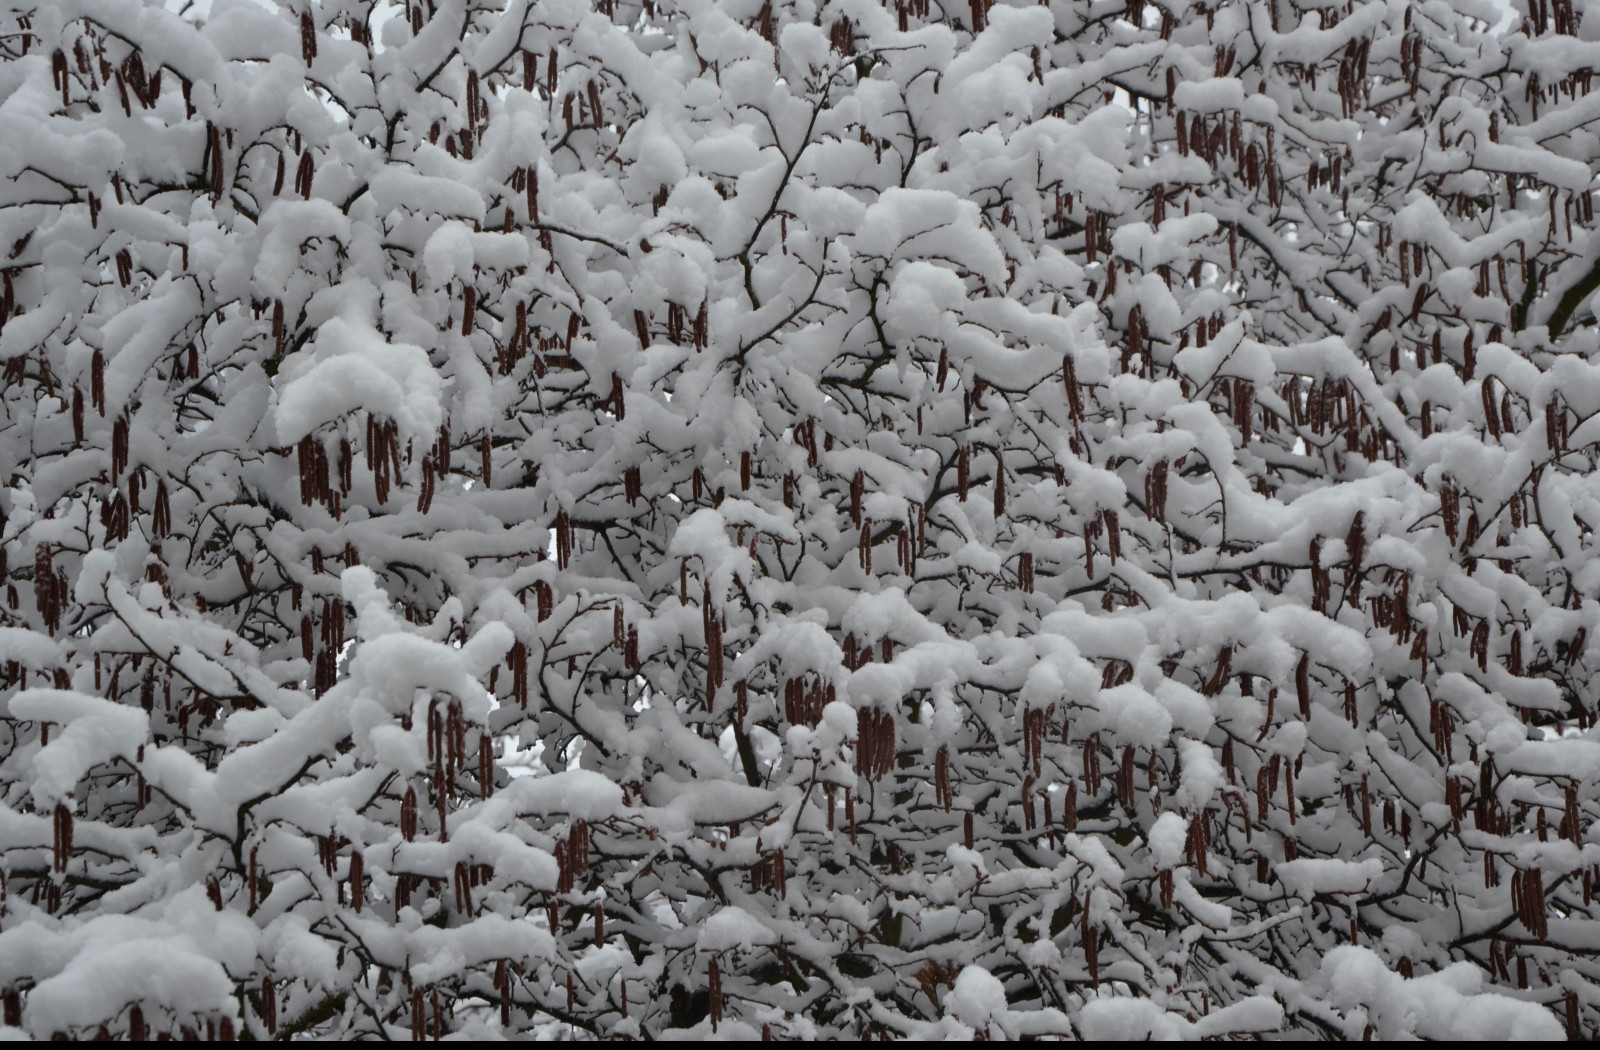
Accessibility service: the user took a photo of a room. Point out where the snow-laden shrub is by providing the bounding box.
[0,0,1593,1038]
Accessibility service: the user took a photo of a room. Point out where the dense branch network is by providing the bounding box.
[0,0,1596,1040]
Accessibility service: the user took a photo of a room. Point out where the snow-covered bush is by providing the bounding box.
[0,0,1595,1038]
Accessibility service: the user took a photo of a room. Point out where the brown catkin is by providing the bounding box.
[350,850,364,913]
[262,975,277,1034]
